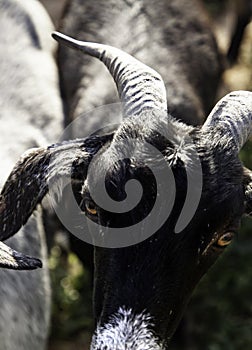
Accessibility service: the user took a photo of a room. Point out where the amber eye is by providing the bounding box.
[216,232,234,247]
[85,199,97,215]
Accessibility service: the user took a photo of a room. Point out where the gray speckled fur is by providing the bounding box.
[58,0,223,131]
[0,0,63,348]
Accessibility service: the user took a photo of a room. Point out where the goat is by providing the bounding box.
[58,0,223,128]
[56,0,224,276]
[0,0,63,348]
[1,29,252,349]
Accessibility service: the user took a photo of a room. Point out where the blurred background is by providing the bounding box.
[37,0,252,349]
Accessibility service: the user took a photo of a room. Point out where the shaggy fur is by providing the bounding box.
[91,307,164,350]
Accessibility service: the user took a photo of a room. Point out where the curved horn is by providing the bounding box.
[202,91,252,152]
[52,32,167,118]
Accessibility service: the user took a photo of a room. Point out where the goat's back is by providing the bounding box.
[58,0,223,129]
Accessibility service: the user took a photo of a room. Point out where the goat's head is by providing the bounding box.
[0,32,252,348]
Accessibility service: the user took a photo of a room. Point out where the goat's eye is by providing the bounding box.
[85,199,97,215]
[216,232,234,247]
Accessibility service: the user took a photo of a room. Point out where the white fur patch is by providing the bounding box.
[91,307,164,349]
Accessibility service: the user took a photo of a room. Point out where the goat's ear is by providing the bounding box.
[243,167,252,215]
[0,241,42,270]
[0,134,113,242]
[0,146,52,241]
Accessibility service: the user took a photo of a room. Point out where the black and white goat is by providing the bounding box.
[1,30,252,349]
[56,0,224,272]
[1,0,252,349]
[0,0,63,348]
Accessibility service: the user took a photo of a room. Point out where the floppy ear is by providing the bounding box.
[243,167,252,215]
[0,134,113,242]
[0,241,42,270]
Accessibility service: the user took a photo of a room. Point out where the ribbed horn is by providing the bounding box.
[52,31,167,118]
[202,91,252,152]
